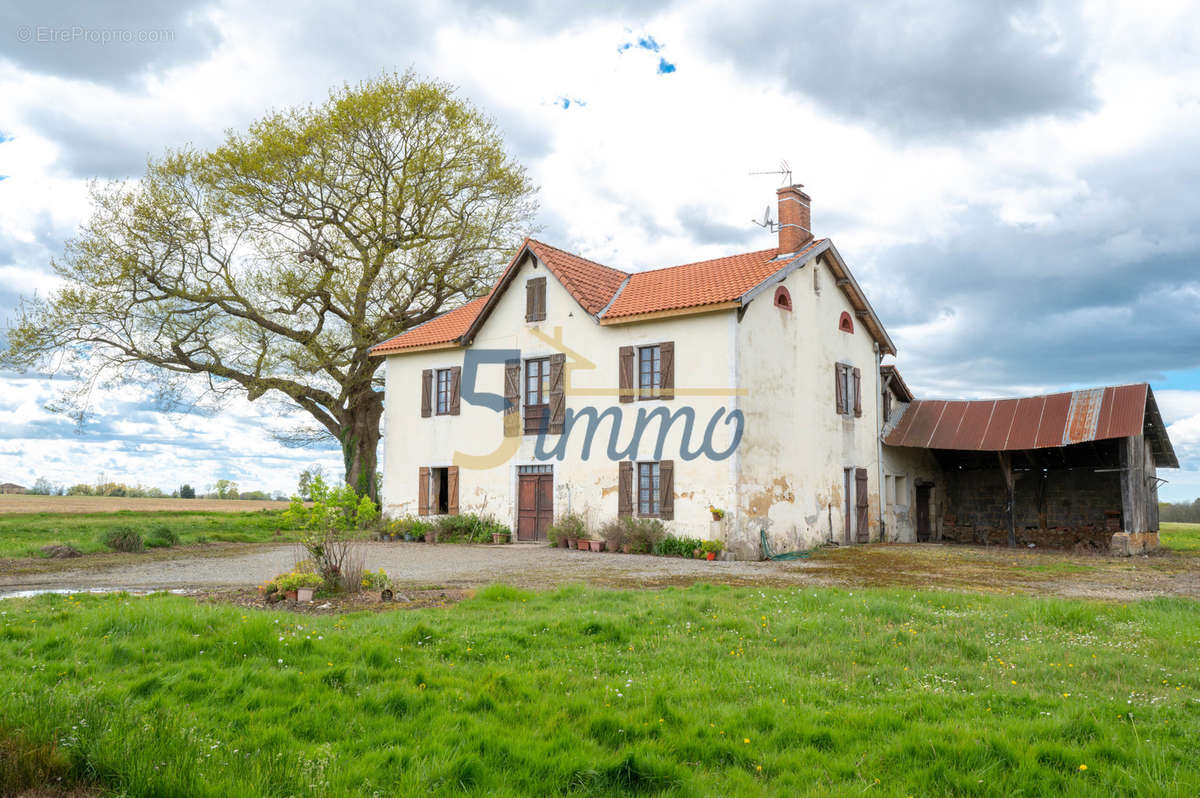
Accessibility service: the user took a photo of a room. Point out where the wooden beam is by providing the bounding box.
[998,451,1016,548]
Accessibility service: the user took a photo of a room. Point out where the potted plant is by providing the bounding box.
[702,539,724,561]
[600,520,627,554]
[587,538,604,552]
[709,505,725,522]
[576,537,590,551]
[491,529,511,544]
[296,586,315,603]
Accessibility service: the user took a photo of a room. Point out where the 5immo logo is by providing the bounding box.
[452,327,745,470]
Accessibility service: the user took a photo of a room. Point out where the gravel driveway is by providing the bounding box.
[0,542,818,596]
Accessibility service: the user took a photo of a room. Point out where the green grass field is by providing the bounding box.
[0,509,294,558]
[1,585,1197,796]
[1160,522,1200,552]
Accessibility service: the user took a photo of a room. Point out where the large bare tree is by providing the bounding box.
[1,73,536,500]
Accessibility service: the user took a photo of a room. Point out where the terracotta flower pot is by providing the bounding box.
[577,539,590,551]
[621,543,632,554]
[706,551,717,561]
[568,537,579,549]
[588,539,603,552]
[296,587,314,603]
[491,532,508,544]
[711,512,722,522]
[424,531,437,544]
[284,589,298,601]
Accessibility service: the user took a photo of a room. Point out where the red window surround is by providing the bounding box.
[838,311,854,334]
[774,286,792,311]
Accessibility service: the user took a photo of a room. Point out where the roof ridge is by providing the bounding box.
[526,238,630,279]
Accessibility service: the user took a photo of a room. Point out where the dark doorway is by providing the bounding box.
[843,468,853,544]
[517,467,553,541]
[855,467,869,544]
[431,467,449,514]
[915,484,932,542]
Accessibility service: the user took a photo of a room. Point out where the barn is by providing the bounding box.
[881,383,1176,554]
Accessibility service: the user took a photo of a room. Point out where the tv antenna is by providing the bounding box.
[749,159,793,186]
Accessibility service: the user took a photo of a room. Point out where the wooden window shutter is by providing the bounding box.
[835,365,846,414]
[855,467,869,543]
[447,466,460,516]
[618,461,633,518]
[852,367,862,417]
[659,460,674,520]
[418,467,430,516]
[548,353,566,434]
[659,341,675,400]
[421,369,433,418]
[526,278,546,322]
[449,366,462,415]
[618,346,634,404]
[503,358,521,437]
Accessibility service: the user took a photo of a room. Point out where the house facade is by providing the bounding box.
[373,186,897,558]
[372,185,1176,557]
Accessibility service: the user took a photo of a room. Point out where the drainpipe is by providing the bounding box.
[874,342,885,543]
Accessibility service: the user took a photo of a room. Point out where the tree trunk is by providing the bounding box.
[341,392,384,503]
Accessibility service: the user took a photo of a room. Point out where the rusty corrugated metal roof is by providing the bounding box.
[883,383,1178,467]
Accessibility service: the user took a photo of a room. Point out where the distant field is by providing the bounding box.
[0,495,290,514]
[0,507,295,559]
[1160,522,1200,552]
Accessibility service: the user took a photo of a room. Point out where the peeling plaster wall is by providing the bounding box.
[382,252,739,539]
[732,254,884,557]
[880,443,943,542]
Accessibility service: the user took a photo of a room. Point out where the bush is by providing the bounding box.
[101,527,144,553]
[269,571,326,593]
[548,513,588,545]
[599,520,627,550]
[433,513,511,543]
[282,475,375,592]
[654,536,702,558]
[389,516,433,540]
[622,518,666,553]
[144,525,180,549]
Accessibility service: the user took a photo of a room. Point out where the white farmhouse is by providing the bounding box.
[372,186,895,558]
[371,185,1176,557]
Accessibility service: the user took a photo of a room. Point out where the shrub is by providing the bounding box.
[622,518,666,553]
[361,569,391,590]
[270,571,326,593]
[548,512,588,545]
[701,539,725,554]
[654,536,702,558]
[101,527,144,553]
[282,475,375,592]
[144,525,180,549]
[389,516,432,540]
[433,513,511,543]
[599,520,627,550]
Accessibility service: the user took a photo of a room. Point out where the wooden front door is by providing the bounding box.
[517,472,553,541]
[915,484,932,542]
[855,468,869,544]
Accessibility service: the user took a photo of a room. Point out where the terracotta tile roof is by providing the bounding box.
[603,239,825,319]
[369,296,488,354]
[371,236,833,353]
[525,239,628,315]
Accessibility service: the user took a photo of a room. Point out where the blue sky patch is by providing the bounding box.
[618,35,663,54]
[556,97,587,110]
[657,58,677,74]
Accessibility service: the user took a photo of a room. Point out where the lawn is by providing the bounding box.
[1,586,1197,796]
[0,509,295,559]
[1160,522,1200,553]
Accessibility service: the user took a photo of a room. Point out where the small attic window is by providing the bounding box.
[773,286,792,311]
[838,311,854,334]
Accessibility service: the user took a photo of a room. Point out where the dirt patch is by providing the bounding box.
[189,586,475,614]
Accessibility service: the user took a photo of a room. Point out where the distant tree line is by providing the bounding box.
[26,475,285,501]
[1160,499,1200,523]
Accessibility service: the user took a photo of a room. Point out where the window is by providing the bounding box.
[774,285,792,311]
[526,277,546,322]
[638,461,661,516]
[524,357,550,433]
[638,345,661,399]
[418,466,458,516]
[435,368,452,415]
[882,387,893,423]
[835,362,861,417]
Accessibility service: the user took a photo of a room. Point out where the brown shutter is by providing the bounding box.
[835,365,846,414]
[504,358,521,437]
[548,353,565,434]
[659,460,674,520]
[852,367,862,418]
[618,346,634,404]
[855,467,869,543]
[526,278,546,322]
[447,466,459,516]
[418,467,430,516]
[618,461,633,518]
[449,366,461,415]
[659,342,674,401]
[421,369,433,418]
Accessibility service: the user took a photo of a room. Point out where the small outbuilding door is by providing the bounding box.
[915,484,932,542]
[517,467,553,541]
[855,468,869,543]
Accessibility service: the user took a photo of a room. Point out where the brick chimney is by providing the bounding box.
[776,184,812,253]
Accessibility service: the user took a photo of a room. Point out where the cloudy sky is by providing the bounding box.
[1,0,1198,499]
